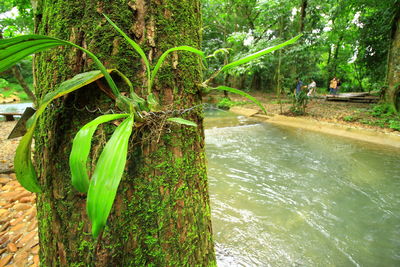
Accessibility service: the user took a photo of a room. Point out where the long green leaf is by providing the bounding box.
[13,70,116,193]
[150,46,205,88]
[69,114,129,193]
[87,116,134,238]
[14,123,41,193]
[167,117,197,127]
[206,48,231,59]
[0,35,120,96]
[220,35,302,72]
[0,35,62,72]
[210,86,267,114]
[103,14,151,93]
[42,70,114,104]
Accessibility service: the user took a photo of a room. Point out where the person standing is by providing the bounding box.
[296,77,303,95]
[329,77,338,95]
[307,79,317,97]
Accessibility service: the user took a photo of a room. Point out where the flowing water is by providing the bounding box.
[205,109,400,266]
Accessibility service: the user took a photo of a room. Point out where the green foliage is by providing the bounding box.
[1,14,296,239]
[167,117,198,127]
[0,34,120,97]
[69,114,130,193]
[370,103,395,117]
[220,35,302,72]
[343,115,357,122]
[87,116,134,238]
[0,0,33,37]
[389,120,400,131]
[14,121,41,192]
[216,97,237,109]
[0,78,10,88]
[209,85,267,114]
[351,103,400,130]
[290,91,309,115]
[202,0,398,96]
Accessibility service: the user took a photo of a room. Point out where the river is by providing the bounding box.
[205,109,400,266]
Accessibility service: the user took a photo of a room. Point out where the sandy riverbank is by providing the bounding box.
[230,106,400,148]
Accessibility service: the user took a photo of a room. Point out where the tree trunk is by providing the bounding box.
[290,0,307,80]
[33,0,216,266]
[0,32,36,103]
[298,0,308,33]
[386,9,400,111]
[326,35,343,90]
[11,65,36,103]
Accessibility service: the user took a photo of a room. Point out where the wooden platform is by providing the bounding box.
[0,103,33,121]
[0,112,22,121]
[325,92,379,103]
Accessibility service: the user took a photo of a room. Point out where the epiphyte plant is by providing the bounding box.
[0,14,301,238]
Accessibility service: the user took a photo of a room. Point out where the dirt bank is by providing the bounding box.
[230,105,400,148]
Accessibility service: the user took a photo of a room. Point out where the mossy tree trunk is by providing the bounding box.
[386,9,400,111]
[33,0,216,266]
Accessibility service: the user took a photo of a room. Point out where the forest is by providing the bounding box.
[0,0,399,266]
[1,0,400,105]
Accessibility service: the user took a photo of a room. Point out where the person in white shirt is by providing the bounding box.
[307,79,317,97]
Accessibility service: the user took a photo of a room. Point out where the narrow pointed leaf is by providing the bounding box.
[69,114,129,193]
[167,117,197,127]
[103,14,151,91]
[206,48,231,59]
[14,124,41,193]
[42,70,114,103]
[0,35,120,96]
[220,35,302,72]
[87,116,134,238]
[13,70,116,193]
[0,35,62,72]
[211,86,267,114]
[150,46,205,88]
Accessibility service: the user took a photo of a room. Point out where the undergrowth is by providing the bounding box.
[342,103,400,131]
[216,97,247,110]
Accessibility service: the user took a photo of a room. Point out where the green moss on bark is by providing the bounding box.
[34,0,215,266]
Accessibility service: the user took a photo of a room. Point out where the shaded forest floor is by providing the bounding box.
[219,92,400,134]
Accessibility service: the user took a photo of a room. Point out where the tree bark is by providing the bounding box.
[33,0,216,266]
[386,8,400,111]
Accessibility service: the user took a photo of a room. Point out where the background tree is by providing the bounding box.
[386,0,400,110]
[33,0,215,265]
[0,0,35,102]
[202,0,400,96]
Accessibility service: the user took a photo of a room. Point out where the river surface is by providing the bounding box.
[204,109,400,266]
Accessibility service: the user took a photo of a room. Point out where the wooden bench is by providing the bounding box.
[0,112,23,121]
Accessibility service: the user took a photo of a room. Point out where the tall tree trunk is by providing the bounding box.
[291,0,307,80]
[326,35,343,90]
[33,0,216,266]
[298,0,308,33]
[275,16,284,95]
[386,7,400,111]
